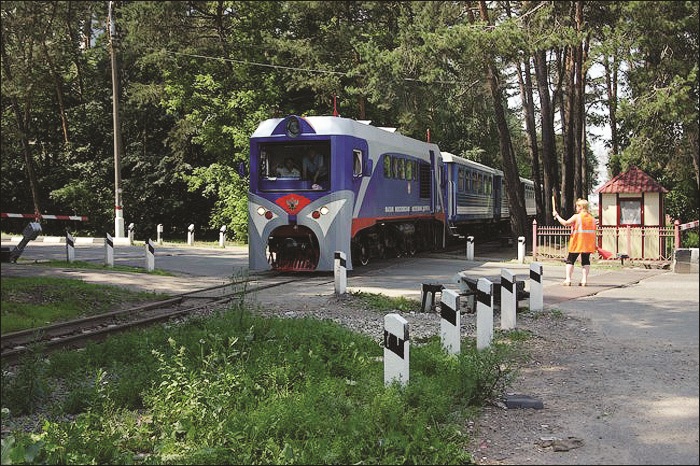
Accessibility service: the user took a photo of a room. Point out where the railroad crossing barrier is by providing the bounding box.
[145,238,155,271]
[334,251,347,295]
[500,269,517,330]
[466,235,474,261]
[219,225,227,247]
[440,289,461,355]
[384,313,409,386]
[529,262,544,311]
[0,222,42,263]
[105,233,114,267]
[66,231,75,263]
[476,278,494,350]
[187,224,195,245]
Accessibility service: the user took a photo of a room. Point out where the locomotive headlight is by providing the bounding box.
[256,206,267,216]
[312,205,330,219]
[319,205,330,215]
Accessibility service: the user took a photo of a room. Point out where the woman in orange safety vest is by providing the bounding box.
[553,198,597,286]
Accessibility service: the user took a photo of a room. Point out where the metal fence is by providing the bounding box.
[532,220,679,262]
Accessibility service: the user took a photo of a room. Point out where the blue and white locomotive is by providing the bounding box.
[248,114,535,272]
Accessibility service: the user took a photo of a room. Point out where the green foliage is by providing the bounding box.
[349,290,420,312]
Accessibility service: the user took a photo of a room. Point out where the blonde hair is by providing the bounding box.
[575,198,589,211]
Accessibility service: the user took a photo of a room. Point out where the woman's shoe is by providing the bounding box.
[579,281,587,287]
[562,280,572,286]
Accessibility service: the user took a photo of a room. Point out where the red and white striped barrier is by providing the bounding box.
[680,220,699,231]
[1,213,88,221]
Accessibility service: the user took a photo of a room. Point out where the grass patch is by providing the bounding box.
[350,290,421,312]
[1,277,169,334]
[17,260,174,276]
[1,280,526,465]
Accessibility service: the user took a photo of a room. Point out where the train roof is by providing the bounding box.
[441,152,498,174]
[252,114,441,152]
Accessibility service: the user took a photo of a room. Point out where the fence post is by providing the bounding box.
[384,313,409,386]
[532,219,538,261]
[65,231,75,263]
[440,289,461,355]
[104,233,114,267]
[517,236,525,263]
[626,225,632,257]
[476,278,494,350]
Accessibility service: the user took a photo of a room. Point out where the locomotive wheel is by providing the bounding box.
[359,242,370,266]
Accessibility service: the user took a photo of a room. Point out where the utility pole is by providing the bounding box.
[109,1,125,237]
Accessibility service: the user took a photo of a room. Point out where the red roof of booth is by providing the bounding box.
[596,166,668,194]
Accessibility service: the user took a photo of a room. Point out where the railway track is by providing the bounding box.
[1,274,317,365]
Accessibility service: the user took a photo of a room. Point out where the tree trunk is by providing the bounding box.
[534,49,559,223]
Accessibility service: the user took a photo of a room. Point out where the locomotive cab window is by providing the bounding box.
[258,141,330,191]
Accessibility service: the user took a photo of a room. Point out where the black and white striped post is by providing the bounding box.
[466,235,475,261]
[104,233,114,267]
[500,268,517,330]
[334,251,347,295]
[529,262,544,311]
[127,223,135,244]
[187,224,195,245]
[384,313,409,386]
[517,236,526,263]
[157,224,163,245]
[219,225,227,247]
[476,278,494,350]
[145,238,155,271]
[440,289,461,355]
[65,231,75,263]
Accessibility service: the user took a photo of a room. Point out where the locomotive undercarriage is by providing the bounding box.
[351,220,441,266]
[267,225,320,272]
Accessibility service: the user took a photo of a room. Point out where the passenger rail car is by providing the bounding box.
[248,115,536,272]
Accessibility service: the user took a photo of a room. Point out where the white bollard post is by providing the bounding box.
[157,224,163,245]
[384,313,409,386]
[65,231,75,263]
[466,235,474,261]
[529,262,544,311]
[145,238,155,271]
[219,225,227,247]
[500,269,517,330]
[128,223,135,244]
[187,224,195,245]
[476,278,494,350]
[517,236,525,263]
[104,233,114,267]
[440,289,461,355]
[334,251,347,295]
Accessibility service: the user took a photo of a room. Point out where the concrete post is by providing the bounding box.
[127,223,135,244]
[334,251,347,295]
[219,225,227,247]
[187,224,195,245]
[500,268,517,330]
[466,236,474,261]
[65,231,75,263]
[529,262,544,311]
[384,313,409,386]
[440,289,461,355]
[104,233,114,267]
[145,238,155,271]
[517,236,525,263]
[157,224,163,245]
[476,278,493,350]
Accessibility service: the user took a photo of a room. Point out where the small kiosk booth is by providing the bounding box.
[595,166,670,260]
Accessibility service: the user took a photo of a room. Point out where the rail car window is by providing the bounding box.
[258,142,330,190]
[353,149,362,177]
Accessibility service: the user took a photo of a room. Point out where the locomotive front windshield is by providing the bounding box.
[258,141,330,191]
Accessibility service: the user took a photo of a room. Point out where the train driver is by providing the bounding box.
[276,158,300,178]
[302,148,327,186]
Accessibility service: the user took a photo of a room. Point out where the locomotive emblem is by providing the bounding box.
[275,193,311,214]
